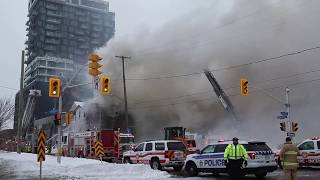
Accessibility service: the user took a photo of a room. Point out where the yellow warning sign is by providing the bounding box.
[95,140,105,158]
[37,129,46,162]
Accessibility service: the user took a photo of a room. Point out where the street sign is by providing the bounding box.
[280,112,288,116]
[277,115,287,119]
[95,140,105,159]
[37,129,46,162]
[287,132,295,138]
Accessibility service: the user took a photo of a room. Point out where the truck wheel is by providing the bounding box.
[123,157,132,164]
[150,158,162,170]
[185,162,198,176]
[255,172,267,179]
[173,165,183,172]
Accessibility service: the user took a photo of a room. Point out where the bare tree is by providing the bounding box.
[0,97,14,130]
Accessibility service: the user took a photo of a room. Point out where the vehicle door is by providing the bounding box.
[213,144,228,169]
[132,143,145,164]
[155,142,166,162]
[143,142,153,164]
[196,145,216,169]
[298,141,316,166]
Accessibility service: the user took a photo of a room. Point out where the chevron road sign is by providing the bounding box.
[37,129,46,162]
[37,129,46,180]
[95,140,105,158]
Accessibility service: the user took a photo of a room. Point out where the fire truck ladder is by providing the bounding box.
[21,90,41,138]
[204,70,238,121]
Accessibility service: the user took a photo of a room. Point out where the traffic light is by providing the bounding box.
[64,113,74,125]
[240,78,249,96]
[49,78,61,97]
[280,122,286,131]
[292,122,299,132]
[88,53,103,77]
[54,113,61,126]
[100,75,111,95]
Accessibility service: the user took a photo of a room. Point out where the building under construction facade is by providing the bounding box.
[14,0,115,132]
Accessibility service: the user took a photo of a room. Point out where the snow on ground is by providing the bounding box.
[0,151,171,180]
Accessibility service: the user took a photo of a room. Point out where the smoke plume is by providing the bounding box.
[94,0,320,148]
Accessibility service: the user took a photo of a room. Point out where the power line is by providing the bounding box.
[129,75,320,110]
[129,65,320,106]
[125,45,320,81]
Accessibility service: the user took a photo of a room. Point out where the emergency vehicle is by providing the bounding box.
[59,129,134,161]
[164,127,198,154]
[297,137,320,167]
[184,140,278,178]
[275,137,320,168]
[123,140,186,171]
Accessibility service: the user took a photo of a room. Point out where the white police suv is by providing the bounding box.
[184,140,278,178]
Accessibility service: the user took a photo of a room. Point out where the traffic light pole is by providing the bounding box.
[115,56,131,132]
[57,95,62,164]
[56,63,89,164]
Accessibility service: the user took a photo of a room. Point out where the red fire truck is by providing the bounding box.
[60,129,134,162]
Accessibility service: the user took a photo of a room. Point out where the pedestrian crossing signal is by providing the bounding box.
[292,122,298,132]
[49,78,61,98]
[240,79,249,96]
[280,122,286,131]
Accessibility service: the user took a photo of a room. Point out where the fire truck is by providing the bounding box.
[164,127,199,154]
[60,129,134,162]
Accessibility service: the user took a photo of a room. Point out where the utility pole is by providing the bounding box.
[115,56,131,132]
[285,87,291,133]
[17,50,25,154]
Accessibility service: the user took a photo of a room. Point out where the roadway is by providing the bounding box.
[170,168,320,179]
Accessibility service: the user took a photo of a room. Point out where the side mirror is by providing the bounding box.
[196,149,201,154]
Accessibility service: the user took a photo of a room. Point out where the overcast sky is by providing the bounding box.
[0,0,216,99]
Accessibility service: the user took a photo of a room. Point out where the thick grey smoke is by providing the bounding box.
[96,0,320,148]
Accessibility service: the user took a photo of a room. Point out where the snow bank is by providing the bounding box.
[0,151,171,180]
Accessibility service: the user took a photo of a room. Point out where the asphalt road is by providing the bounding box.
[1,160,319,180]
[170,168,320,179]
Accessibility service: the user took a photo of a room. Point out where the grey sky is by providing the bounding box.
[0,0,215,98]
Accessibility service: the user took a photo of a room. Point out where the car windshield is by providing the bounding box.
[120,137,134,144]
[167,142,186,151]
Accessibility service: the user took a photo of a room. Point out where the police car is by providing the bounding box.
[297,137,320,167]
[123,140,186,171]
[184,140,278,178]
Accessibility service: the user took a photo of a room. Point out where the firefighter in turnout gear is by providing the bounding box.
[280,137,300,180]
[224,137,248,180]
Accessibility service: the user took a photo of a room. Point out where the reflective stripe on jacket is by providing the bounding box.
[224,144,248,160]
[280,142,299,170]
